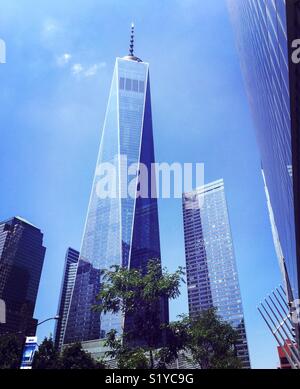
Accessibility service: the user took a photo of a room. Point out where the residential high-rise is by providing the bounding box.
[64,26,168,345]
[182,179,251,368]
[227,0,300,340]
[0,217,45,336]
[54,247,79,350]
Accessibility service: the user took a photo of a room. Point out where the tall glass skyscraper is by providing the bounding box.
[227,1,300,333]
[64,27,168,345]
[54,247,79,350]
[182,180,251,368]
[0,217,45,336]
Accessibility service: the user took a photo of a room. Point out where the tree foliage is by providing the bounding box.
[94,262,242,369]
[0,334,23,369]
[32,338,106,369]
[105,329,149,369]
[95,260,185,368]
[59,342,105,369]
[187,309,242,369]
[32,264,241,370]
[32,336,60,369]
[161,309,242,369]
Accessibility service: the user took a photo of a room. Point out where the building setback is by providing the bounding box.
[182,179,251,368]
[54,247,79,350]
[0,217,45,336]
[228,0,300,342]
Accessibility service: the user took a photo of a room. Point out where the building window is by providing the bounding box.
[132,79,139,92]
[125,78,132,91]
[119,77,125,90]
[120,77,144,94]
[139,80,145,93]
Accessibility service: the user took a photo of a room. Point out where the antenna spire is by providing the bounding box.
[123,23,141,62]
[129,23,135,56]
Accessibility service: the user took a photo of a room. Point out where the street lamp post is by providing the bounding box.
[20,315,60,369]
[36,315,60,328]
[1,315,60,336]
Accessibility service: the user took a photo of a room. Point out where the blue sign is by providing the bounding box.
[20,337,38,369]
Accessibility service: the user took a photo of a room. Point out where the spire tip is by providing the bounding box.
[129,23,135,56]
[123,23,142,62]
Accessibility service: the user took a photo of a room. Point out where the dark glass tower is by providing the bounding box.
[54,247,79,350]
[183,180,251,368]
[0,217,45,336]
[227,1,300,329]
[64,26,168,345]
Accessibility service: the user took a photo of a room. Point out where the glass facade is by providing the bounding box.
[0,217,45,336]
[183,180,251,368]
[227,0,299,304]
[54,247,79,350]
[64,55,168,344]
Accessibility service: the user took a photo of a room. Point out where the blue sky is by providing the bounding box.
[0,0,283,368]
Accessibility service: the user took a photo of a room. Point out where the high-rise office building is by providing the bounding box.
[64,26,168,345]
[182,179,251,368]
[54,247,79,350]
[0,217,45,336]
[228,0,300,340]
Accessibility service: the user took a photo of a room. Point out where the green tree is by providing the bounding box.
[104,329,149,369]
[157,310,242,369]
[32,336,60,369]
[95,260,185,369]
[0,334,23,369]
[59,342,106,369]
[179,309,242,369]
[155,319,191,368]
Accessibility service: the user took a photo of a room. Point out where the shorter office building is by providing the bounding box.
[0,217,45,336]
[81,339,198,369]
[182,179,251,368]
[54,247,79,350]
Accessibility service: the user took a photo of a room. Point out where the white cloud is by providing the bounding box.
[40,18,106,79]
[56,53,72,67]
[72,63,84,75]
[42,19,61,39]
[84,62,106,77]
[71,62,106,78]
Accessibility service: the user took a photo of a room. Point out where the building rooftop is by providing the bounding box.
[0,216,40,231]
[15,216,38,228]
